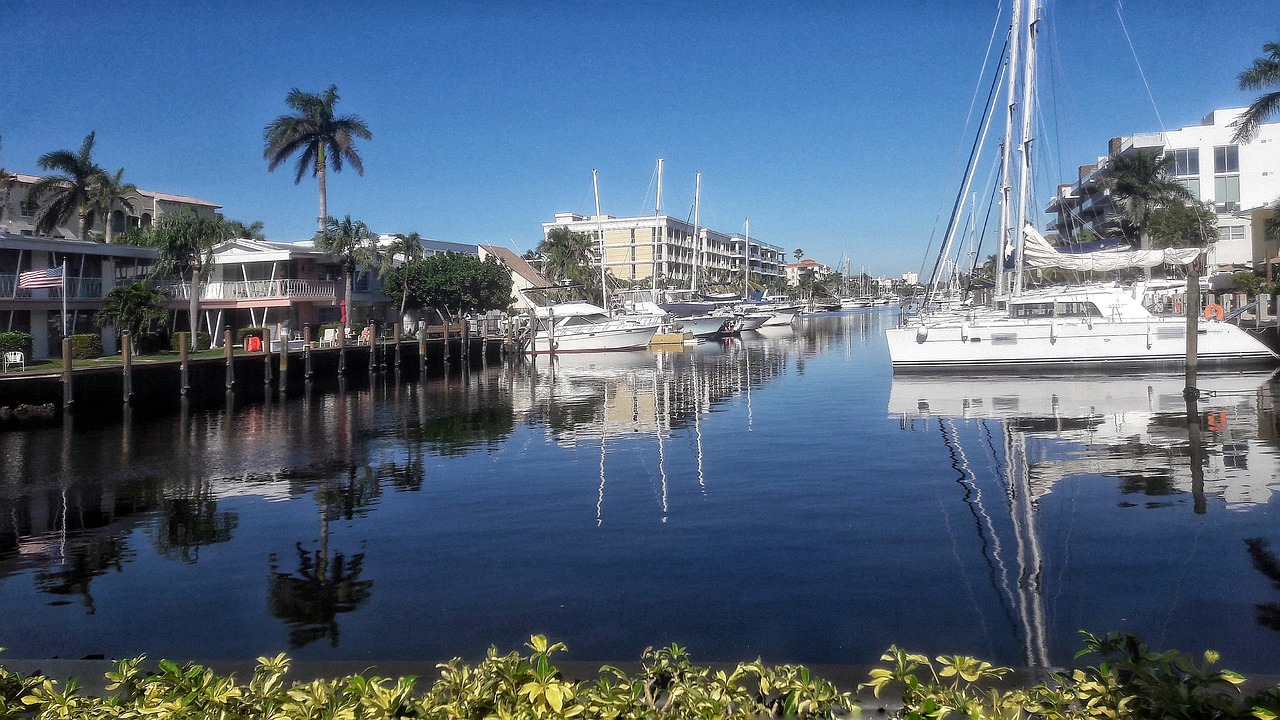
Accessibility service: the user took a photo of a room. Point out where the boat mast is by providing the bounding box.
[653,158,663,291]
[1012,0,1039,296]
[996,0,1024,298]
[743,217,750,300]
[690,172,701,292]
[593,169,608,311]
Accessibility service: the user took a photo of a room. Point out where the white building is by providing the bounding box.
[1048,108,1280,272]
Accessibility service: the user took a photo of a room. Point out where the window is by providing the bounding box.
[1214,175,1241,210]
[1170,148,1198,176]
[1177,178,1200,197]
[1218,225,1246,243]
[20,201,37,218]
[1214,145,1239,173]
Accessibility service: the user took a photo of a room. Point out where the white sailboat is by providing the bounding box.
[886,0,1276,372]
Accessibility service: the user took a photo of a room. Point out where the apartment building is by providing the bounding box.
[1,173,221,239]
[1047,107,1280,271]
[542,213,785,289]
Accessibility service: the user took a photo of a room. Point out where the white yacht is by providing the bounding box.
[518,289,663,354]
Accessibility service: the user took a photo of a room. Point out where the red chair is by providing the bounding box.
[246,336,262,352]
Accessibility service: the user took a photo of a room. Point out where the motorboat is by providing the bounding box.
[517,288,663,354]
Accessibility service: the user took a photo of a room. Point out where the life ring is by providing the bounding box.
[1206,411,1228,432]
[1203,304,1225,322]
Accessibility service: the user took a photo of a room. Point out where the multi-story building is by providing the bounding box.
[1,173,221,239]
[542,213,785,289]
[1047,107,1280,272]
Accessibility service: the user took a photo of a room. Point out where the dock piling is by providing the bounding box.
[179,332,190,395]
[224,329,235,389]
[61,337,73,408]
[122,332,133,403]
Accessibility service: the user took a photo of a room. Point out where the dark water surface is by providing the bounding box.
[3,309,1280,671]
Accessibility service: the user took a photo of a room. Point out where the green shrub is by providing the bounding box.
[68,334,102,359]
[132,332,168,355]
[170,332,212,352]
[0,332,32,356]
[238,326,268,342]
[1233,270,1264,296]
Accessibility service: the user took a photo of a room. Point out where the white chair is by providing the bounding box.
[319,328,337,348]
[3,351,24,372]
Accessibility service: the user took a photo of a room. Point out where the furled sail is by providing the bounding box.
[1022,225,1201,271]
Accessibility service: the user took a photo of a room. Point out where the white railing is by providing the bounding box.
[169,279,339,301]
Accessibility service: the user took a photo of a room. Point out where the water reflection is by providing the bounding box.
[888,370,1280,663]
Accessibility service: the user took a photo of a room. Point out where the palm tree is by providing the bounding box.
[263,85,372,234]
[0,136,15,227]
[384,232,424,325]
[1231,42,1280,144]
[538,226,595,289]
[1098,150,1195,252]
[224,218,266,240]
[27,132,105,239]
[794,248,804,261]
[88,168,136,243]
[130,209,230,349]
[317,215,379,334]
[95,281,170,354]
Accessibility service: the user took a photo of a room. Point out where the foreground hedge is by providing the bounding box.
[2,633,1279,719]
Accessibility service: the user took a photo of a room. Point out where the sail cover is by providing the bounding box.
[1022,226,1201,271]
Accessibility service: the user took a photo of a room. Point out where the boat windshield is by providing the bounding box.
[1010,301,1102,318]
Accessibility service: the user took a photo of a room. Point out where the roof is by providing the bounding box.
[479,245,550,286]
[0,233,159,259]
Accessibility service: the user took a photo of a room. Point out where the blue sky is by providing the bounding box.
[3,0,1275,277]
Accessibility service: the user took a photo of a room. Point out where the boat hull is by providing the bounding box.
[528,323,660,353]
[886,316,1277,371]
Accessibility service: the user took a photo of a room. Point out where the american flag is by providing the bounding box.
[17,266,64,289]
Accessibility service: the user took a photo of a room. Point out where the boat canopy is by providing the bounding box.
[1022,226,1201,272]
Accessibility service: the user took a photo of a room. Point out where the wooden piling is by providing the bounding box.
[122,333,133,403]
[61,337,73,408]
[224,329,235,389]
[418,324,427,376]
[278,341,289,395]
[547,307,556,358]
[1184,265,1200,398]
[443,321,451,362]
[462,318,470,362]
[179,332,190,395]
[338,327,347,375]
[368,323,376,374]
[264,333,273,387]
[303,326,313,380]
[393,322,401,368]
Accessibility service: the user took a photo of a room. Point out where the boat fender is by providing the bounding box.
[916,326,928,343]
[1204,304,1225,322]
[1174,297,1184,314]
[1206,411,1228,432]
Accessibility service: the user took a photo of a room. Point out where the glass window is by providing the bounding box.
[1215,175,1241,203]
[1218,225,1246,243]
[1170,148,1199,176]
[1214,145,1239,173]
[1178,178,1200,197]
[20,201,37,218]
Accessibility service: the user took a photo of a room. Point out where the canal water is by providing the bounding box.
[2,309,1280,672]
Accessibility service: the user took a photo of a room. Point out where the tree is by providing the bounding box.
[88,167,136,244]
[263,85,372,234]
[383,232,424,324]
[1147,200,1217,249]
[794,248,804,261]
[1231,42,1280,144]
[95,281,170,354]
[383,252,512,320]
[223,218,266,240]
[538,226,597,297]
[317,214,380,333]
[1098,150,1195,252]
[27,132,105,240]
[124,209,230,349]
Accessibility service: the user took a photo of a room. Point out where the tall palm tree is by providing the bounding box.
[317,215,379,334]
[224,218,267,240]
[88,168,136,243]
[1231,42,1280,144]
[384,232,424,325]
[1098,150,1195,252]
[538,226,595,287]
[27,132,105,239]
[263,85,372,234]
[129,209,230,349]
[95,281,170,354]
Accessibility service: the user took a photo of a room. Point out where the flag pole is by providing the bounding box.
[61,260,68,338]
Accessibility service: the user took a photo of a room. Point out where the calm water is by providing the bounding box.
[3,309,1280,672]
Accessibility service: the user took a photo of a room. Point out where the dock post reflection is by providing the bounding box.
[1186,392,1208,515]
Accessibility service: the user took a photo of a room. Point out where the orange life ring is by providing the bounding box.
[1206,411,1227,432]
[1203,304,1225,321]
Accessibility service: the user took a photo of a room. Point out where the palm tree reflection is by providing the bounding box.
[1245,538,1280,631]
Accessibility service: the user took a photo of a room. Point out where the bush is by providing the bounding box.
[0,332,32,357]
[132,332,168,355]
[1233,270,1264,296]
[170,332,212,352]
[68,334,102,359]
[238,326,268,342]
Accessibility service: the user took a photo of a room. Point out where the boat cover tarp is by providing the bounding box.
[1022,226,1200,271]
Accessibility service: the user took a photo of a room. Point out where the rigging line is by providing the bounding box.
[968,176,1003,278]
[919,0,1010,280]
[1115,0,1165,129]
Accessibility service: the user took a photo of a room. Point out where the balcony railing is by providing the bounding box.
[169,279,339,301]
[0,275,103,299]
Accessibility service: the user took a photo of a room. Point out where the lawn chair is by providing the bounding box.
[319,328,337,348]
[3,351,25,372]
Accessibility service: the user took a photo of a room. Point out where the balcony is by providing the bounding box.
[169,279,339,301]
[0,275,103,299]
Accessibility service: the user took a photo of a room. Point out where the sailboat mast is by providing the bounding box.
[653,158,663,290]
[593,169,608,311]
[1012,0,1039,297]
[996,0,1024,298]
[743,217,750,299]
[690,172,700,292]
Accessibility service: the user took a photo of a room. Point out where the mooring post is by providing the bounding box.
[1184,263,1201,399]
[368,322,377,374]
[418,323,427,376]
[443,320,451,363]
[393,322,401,369]
[526,307,537,355]
[122,332,133,403]
[61,337,73,408]
[547,307,557,358]
[224,328,235,389]
[338,326,347,375]
[179,331,190,395]
[278,337,289,396]
[303,324,313,380]
[264,332,273,387]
